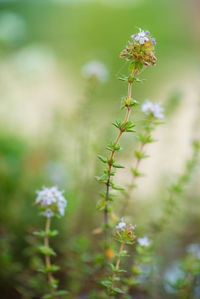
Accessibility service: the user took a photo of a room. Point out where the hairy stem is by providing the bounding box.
[44,218,56,298]
[104,70,135,243]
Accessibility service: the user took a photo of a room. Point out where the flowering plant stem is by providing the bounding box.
[44,218,57,298]
[104,69,135,241]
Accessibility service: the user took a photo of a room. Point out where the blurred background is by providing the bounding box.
[0,0,200,298]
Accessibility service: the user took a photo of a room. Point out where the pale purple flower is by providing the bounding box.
[116,218,126,230]
[138,236,151,247]
[130,225,136,231]
[141,100,164,119]
[82,60,109,83]
[134,29,149,45]
[152,38,156,45]
[36,186,67,217]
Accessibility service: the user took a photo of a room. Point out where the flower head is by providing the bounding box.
[115,218,136,245]
[141,100,164,119]
[138,236,151,247]
[116,218,126,230]
[134,29,149,45]
[35,186,67,218]
[82,60,109,83]
[120,29,157,73]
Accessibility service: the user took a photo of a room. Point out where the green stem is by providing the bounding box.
[108,242,124,296]
[44,217,57,298]
[104,69,135,245]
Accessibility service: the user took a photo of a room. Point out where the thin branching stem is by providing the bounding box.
[104,69,135,243]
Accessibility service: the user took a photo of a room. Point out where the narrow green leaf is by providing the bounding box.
[112,162,125,168]
[98,155,108,163]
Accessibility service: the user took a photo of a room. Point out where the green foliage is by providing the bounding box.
[38,246,56,256]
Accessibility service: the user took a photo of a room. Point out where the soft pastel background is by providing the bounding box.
[0,0,200,298]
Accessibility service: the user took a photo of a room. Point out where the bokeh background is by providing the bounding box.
[0,0,200,298]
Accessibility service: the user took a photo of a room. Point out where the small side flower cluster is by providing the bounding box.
[115,218,136,245]
[35,186,67,218]
[102,219,136,296]
[120,28,156,73]
[141,100,164,119]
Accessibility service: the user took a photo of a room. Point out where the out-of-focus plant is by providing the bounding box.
[164,244,200,298]
[122,236,152,298]
[152,139,200,233]
[34,186,68,298]
[120,100,164,217]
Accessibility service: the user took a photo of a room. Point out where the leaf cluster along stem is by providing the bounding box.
[104,70,135,242]
[44,218,57,298]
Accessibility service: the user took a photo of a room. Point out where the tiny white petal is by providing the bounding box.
[138,236,151,247]
[141,100,164,119]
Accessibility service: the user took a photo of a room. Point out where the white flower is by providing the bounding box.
[134,29,149,45]
[141,100,164,119]
[138,236,151,247]
[116,218,126,229]
[82,60,109,83]
[43,208,54,218]
[36,186,67,217]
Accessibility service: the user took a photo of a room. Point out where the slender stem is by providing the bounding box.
[109,242,124,296]
[120,141,146,217]
[44,217,57,298]
[104,70,135,243]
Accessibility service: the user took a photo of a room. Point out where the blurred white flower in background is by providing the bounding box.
[0,11,26,45]
[82,60,109,83]
[141,100,164,119]
[186,243,200,259]
[138,236,151,247]
[13,44,57,78]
